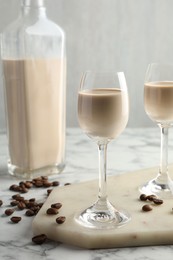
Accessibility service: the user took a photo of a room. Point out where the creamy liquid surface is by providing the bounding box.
[78,88,129,139]
[3,59,65,170]
[144,81,173,124]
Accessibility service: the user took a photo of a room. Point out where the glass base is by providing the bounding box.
[75,200,131,229]
[139,177,173,199]
[8,160,65,180]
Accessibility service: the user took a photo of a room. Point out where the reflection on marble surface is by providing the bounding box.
[1,127,173,259]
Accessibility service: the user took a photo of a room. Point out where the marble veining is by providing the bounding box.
[1,127,173,259]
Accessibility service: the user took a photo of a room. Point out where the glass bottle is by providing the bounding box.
[1,0,66,179]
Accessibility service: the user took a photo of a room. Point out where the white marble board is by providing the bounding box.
[32,165,173,249]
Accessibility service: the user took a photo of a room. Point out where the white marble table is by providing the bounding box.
[1,127,173,260]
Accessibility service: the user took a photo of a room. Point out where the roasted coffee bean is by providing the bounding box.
[52,181,60,187]
[34,209,40,215]
[17,202,26,210]
[32,234,47,245]
[64,183,71,186]
[56,216,66,224]
[41,176,48,181]
[31,205,40,211]
[24,200,29,205]
[38,203,43,208]
[142,204,153,212]
[5,209,14,216]
[139,194,147,201]
[20,188,28,194]
[153,198,163,205]
[51,203,62,210]
[30,206,40,214]
[9,184,19,191]
[15,196,25,202]
[47,189,53,195]
[19,184,26,189]
[20,187,28,193]
[26,201,37,208]
[11,194,20,200]
[33,177,43,182]
[29,198,36,203]
[24,201,30,208]
[34,181,44,187]
[25,209,35,216]
[14,186,23,192]
[10,201,19,206]
[11,216,21,223]
[46,207,59,215]
[0,200,3,206]
[43,181,52,188]
[24,182,33,189]
[146,195,157,201]
[20,181,25,187]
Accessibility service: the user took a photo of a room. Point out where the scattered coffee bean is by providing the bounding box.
[19,181,25,187]
[46,207,59,215]
[27,201,38,208]
[26,201,36,208]
[15,196,25,202]
[30,206,40,214]
[34,181,44,187]
[9,184,19,191]
[153,198,163,205]
[33,177,43,182]
[38,203,43,208]
[29,198,36,203]
[47,189,53,195]
[139,194,147,201]
[17,202,26,210]
[146,195,157,201]
[11,194,21,200]
[52,181,60,187]
[24,182,33,189]
[142,204,153,212]
[64,183,71,186]
[51,203,62,209]
[32,234,47,245]
[20,188,28,194]
[24,199,29,204]
[11,216,21,223]
[25,209,35,217]
[43,181,52,188]
[10,201,19,206]
[0,200,3,207]
[56,216,66,224]
[5,208,14,216]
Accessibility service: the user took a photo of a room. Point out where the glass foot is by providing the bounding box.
[75,200,131,229]
[139,178,173,199]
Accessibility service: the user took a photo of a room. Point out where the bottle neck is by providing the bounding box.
[21,0,45,7]
[21,0,46,18]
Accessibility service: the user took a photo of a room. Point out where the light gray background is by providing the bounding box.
[0,0,173,131]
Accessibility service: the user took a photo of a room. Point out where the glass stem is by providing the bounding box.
[158,125,169,183]
[98,142,108,203]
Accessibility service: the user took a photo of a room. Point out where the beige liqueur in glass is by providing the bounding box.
[75,71,130,229]
[78,88,128,140]
[3,58,65,173]
[140,63,173,198]
[144,81,173,124]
